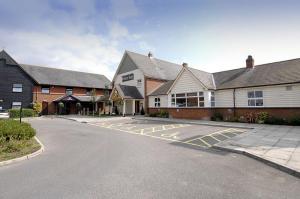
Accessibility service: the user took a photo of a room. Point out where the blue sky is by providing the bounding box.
[0,0,300,79]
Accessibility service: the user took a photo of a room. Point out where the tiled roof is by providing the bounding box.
[126,51,182,80]
[116,84,143,99]
[213,58,300,89]
[20,64,111,89]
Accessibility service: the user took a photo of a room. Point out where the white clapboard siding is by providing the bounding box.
[148,95,168,108]
[170,70,205,93]
[235,83,300,107]
[115,69,145,97]
[215,89,234,107]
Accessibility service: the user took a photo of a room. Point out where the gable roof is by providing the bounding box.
[0,50,18,66]
[114,51,182,81]
[149,80,174,96]
[214,58,300,89]
[20,64,111,89]
[188,67,215,89]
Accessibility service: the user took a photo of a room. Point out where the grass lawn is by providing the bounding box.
[0,138,41,162]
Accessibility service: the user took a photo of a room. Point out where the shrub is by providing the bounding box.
[158,110,169,118]
[257,112,269,124]
[265,116,286,125]
[149,112,158,117]
[9,108,36,118]
[33,102,42,115]
[211,112,223,121]
[289,115,300,126]
[0,120,36,141]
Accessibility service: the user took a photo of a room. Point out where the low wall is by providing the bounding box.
[148,107,300,120]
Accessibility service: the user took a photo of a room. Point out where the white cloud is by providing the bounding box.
[0,29,121,80]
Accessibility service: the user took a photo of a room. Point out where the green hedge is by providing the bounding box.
[9,108,36,118]
[0,120,36,141]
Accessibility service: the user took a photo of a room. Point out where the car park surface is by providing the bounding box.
[0,117,299,199]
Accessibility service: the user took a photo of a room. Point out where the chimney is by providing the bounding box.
[246,55,254,69]
[148,51,153,58]
[182,62,188,67]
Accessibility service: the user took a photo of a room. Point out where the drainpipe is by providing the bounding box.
[233,89,236,117]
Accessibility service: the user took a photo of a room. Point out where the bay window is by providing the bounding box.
[171,92,206,108]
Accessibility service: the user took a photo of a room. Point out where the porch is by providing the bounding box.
[110,84,144,116]
[50,95,109,115]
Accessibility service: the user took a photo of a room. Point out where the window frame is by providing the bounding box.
[12,84,23,93]
[210,91,215,107]
[41,86,50,94]
[154,97,161,107]
[170,92,206,108]
[247,90,263,107]
[66,87,73,95]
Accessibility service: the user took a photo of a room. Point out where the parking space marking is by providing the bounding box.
[89,122,246,149]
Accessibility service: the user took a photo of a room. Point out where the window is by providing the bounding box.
[199,92,204,107]
[210,92,215,107]
[122,73,134,82]
[86,88,92,95]
[187,92,198,107]
[13,84,22,93]
[66,88,73,95]
[248,91,263,106]
[41,86,50,94]
[154,97,160,107]
[171,92,205,108]
[12,102,22,109]
[175,93,186,107]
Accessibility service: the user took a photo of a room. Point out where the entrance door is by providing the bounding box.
[65,102,71,114]
[42,101,48,115]
[135,101,140,114]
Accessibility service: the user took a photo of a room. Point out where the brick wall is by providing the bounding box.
[149,108,213,120]
[144,77,166,114]
[33,86,105,114]
[149,107,300,121]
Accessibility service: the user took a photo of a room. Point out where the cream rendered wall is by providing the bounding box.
[235,83,300,107]
[168,69,213,107]
[215,89,234,107]
[114,69,145,97]
[148,95,168,108]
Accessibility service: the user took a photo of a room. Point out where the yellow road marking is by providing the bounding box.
[89,123,209,148]
[184,128,232,143]
[210,135,221,142]
[198,138,212,147]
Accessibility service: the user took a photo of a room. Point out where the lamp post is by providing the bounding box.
[19,104,22,123]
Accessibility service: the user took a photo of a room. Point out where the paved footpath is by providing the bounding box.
[136,117,300,177]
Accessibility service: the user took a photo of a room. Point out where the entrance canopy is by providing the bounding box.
[110,84,143,101]
[54,95,108,103]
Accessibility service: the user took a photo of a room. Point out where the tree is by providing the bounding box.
[33,102,42,116]
[104,84,111,115]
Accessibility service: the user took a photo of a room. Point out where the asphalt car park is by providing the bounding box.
[89,118,247,149]
[1,118,300,199]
